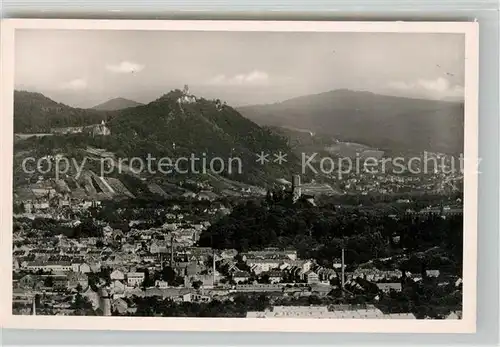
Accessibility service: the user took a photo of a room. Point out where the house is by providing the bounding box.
[71,262,91,273]
[122,243,137,253]
[82,286,100,309]
[247,259,281,274]
[220,249,238,259]
[127,272,145,287]
[376,283,402,293]
[149,241,170,254]
[267,271,283,284]
[155,280,169,289]
[316,268,337,281]
[409,273,423,282]
[111,280,126,298]
[426,269,440,278]
[352,268,403,282]
[52,275,69,290]
[281,259,314,273]
[110,269,125,281]
[67,272,89,290]
[19,274,37,289]
[233,271,251,284]
[26,260,72,272]
[89,262,102,273]
[13,258,20,271]
[112,298,128,315]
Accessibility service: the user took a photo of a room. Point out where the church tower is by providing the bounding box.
[291,174,302,203]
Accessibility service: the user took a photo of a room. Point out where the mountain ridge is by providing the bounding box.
[237,89,464,155]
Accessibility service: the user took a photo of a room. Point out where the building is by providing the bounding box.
[234,284,282,293]
[127,272,145,287]
[426,270,440,278]
[110,269,125,281]
[267,271,283,284]
[155,280,169,289]
[376,283,402,293]
[90,121,111,137]
[241,248,297,261]
[306,271,320,285]
[247,259,281,274]
[182,293,211,303]
[247,305,410,319]
[52,275,69,290]
[67,272,89,290]
[26,261,72,272]
[72,262,91,273]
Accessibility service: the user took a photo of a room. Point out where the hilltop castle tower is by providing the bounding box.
[177,85,196,104]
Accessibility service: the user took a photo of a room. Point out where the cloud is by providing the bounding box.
[59,78,87,91]
[208,70,269,86]
[106,61,144,74]
[388,77,464,100]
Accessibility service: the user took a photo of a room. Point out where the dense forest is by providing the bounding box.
[199,197,463,274]
[14,91,114,133]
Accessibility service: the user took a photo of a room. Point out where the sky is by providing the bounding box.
[15,30,465,108]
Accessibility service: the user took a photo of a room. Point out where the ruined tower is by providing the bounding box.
[98,288,111,316]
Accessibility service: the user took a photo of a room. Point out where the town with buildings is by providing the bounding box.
[12,170,463,319]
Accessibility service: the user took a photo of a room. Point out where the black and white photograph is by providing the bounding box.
[1,20,478,333]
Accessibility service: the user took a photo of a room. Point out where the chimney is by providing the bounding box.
[170,235,174,267]
[212,250,216,287]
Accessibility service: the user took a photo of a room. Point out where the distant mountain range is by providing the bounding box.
[92,97,143,111]
[13,88,465,162]
[238,89,464,155]
[14,90,112,133]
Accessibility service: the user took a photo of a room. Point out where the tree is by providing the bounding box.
[141,269,155,289]
[192,280,203,290]
[43,276,54,288]
[161,266,177,283]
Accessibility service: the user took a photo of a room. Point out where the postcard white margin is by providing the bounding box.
[0,19,479,333]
